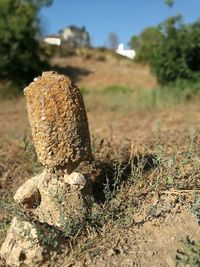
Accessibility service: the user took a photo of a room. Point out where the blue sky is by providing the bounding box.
[40,0,200,47]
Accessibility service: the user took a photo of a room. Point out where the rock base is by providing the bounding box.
[1,170,93,266]
[0,217,44,267]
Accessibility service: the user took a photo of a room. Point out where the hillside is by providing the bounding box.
[50,52,157,90]
[1,54,200,267]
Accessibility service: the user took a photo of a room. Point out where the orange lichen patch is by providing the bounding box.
[24,71,91,173]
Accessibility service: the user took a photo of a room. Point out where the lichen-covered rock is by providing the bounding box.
[24,71,91,173]
[14,175,41,209]
[64,172,93,197]
[36,175,87,231]
[64,172,86,187]
[0,217,44,267]
[13,170,92,231]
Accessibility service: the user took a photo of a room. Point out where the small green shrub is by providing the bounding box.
[0,195,24,245]
[191,195,200,224]
[176,237,200,267]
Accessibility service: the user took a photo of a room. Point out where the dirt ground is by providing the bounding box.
[0,56,200,267]
[80,200,200,267]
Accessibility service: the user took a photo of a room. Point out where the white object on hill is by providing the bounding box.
[116,43,136,59]
[43,37,61,46]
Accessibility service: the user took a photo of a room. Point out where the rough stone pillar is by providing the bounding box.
[0,72,93,267]
[24,71,92,173]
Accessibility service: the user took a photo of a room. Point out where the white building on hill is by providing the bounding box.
[60,25,91,48]
[43,35,61,46]
[43,26,90,48]
[116,43,136,59]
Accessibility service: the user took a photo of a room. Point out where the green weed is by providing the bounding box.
[21,136,42,175]
[0,195,24,245]
[176,237,200,267]
[83,82,199,113]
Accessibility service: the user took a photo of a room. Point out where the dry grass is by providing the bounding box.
[51,54,157,90]
[1,112,200,266]
[0,56,200,266]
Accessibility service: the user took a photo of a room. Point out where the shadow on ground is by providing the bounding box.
[51,65,92,83]
[88,153,157,203]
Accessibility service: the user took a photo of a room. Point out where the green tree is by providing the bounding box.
[149,15,200,84]
[128,35,140,51]
[0,0,52,88]
[129,27,163,63]
[130,14,200,85]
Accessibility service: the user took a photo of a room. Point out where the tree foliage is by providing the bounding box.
[129,15,200,85]
[165,0,174,8]
[151,16,200,84]
[129,27,163,63]
[0,0,52,87]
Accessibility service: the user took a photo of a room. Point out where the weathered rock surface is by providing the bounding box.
[0,217,44,267]
[14,175,41,209]
[64,172,86,187]
[13,170,92,231]
[24,71,91,173]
